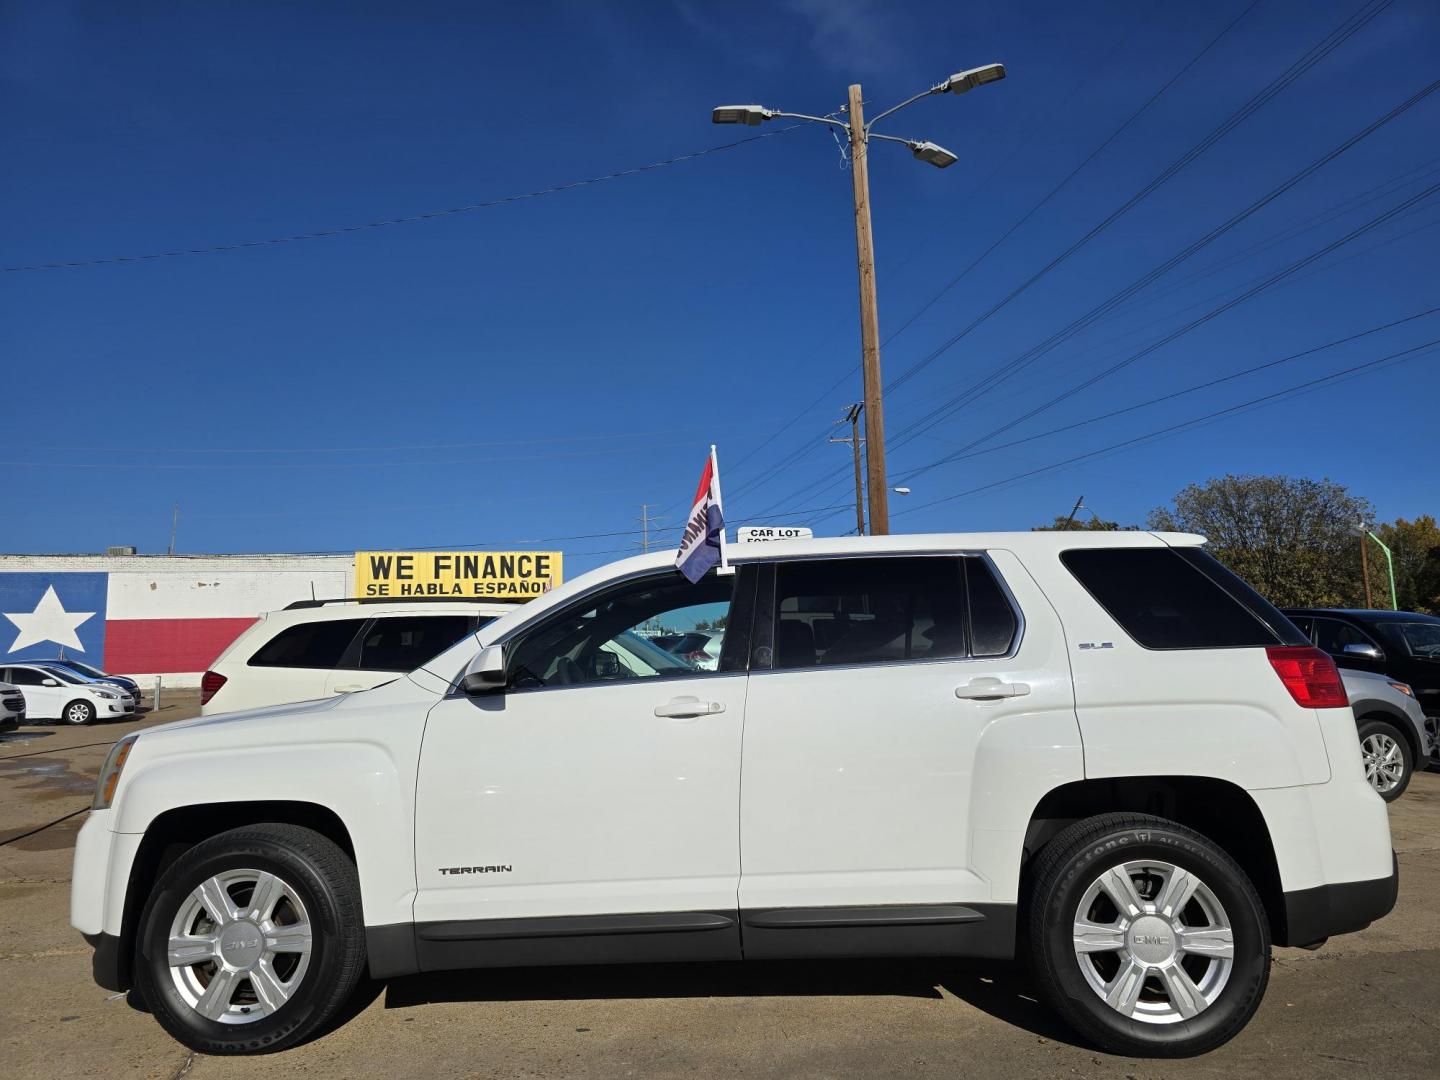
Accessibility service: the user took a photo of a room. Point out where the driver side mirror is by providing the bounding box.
[42,678,60,687]
[1342,642,1383,661]
[459,644,507,695]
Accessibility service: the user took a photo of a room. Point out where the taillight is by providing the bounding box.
[200,670,227,705]
[1266,646,1348,708]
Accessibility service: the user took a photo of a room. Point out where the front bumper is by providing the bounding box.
[1282,852,1399,947]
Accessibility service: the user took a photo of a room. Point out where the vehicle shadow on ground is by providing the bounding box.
[382,957,1085,1047]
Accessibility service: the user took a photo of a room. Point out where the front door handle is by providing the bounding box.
[955,678,1030,701]
[654,696,725,719]
[332,684,364,694]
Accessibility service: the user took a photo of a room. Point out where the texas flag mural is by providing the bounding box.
[0,572,278,676]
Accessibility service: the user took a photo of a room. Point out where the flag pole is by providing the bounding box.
[711,443,734,576]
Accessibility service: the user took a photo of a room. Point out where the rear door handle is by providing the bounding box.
[955,678,1030,701]
[654,696,725,719]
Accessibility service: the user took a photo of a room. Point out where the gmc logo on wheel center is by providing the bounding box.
[438,865,513,875]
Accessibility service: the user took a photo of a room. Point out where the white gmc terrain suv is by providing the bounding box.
[70,532,1396,1057]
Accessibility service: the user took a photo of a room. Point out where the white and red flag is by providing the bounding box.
[674,446,728,583]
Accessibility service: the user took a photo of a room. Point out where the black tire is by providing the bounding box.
[61,699,95,725]
[1028,813,1270,1057]
[134,824,367,1054]
[1357,718,1413,802]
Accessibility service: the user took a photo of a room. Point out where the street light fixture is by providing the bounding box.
[711,105,776,126]
[711,62,1006,534]
[941,63,1007,95]
[908,141,958,169]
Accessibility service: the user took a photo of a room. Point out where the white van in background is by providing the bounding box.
[199,598,515,714]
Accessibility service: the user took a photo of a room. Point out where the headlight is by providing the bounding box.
[1388,681,1416,698]
[93,688,118,700]
[93,736,137,810]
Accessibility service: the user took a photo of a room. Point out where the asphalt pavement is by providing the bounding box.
[2,696,1436,1079]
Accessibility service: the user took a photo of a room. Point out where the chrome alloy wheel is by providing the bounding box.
[1361,731,1405,795]
[166,869,313,1024]
[1072,860,1235,1024]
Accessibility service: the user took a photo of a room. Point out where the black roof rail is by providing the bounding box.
[282,596,526,610]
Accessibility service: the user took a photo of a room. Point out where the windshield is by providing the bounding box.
[38,666,83,684]
[1390,621,1440,658]
[58,659,106,678]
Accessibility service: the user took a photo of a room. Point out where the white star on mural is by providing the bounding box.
[3,585,96,654]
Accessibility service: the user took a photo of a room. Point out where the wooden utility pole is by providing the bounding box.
[168,503,179,556]
[847,84,889,535]
[1360,535,1373,608]
[829,403,866,536]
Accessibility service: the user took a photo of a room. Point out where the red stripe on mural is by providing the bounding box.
[104,618,257,675]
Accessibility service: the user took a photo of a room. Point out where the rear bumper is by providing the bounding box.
[1281,852,1399,947]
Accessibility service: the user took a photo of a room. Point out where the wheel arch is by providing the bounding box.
[1022,776,1294,945]
[113,800,356,992]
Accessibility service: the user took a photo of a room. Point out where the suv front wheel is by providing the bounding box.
[1028,813,1270,1057]
[134,824,367,1054]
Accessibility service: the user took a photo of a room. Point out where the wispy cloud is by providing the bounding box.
[784,0,907,78]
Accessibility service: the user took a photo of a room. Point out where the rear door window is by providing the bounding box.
[248,619,367,669]
[772,556,972,669]
[355,615,477,672]
[1061,547,1301,650]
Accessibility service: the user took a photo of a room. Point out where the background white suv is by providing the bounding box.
[72,532,1396,1058]
[1,663,135,724]
[200,598,516,713]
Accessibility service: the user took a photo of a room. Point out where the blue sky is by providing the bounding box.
[3,0,1438,574]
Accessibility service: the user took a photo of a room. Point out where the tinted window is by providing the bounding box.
[357,615,476,672]
[1288,615,1314,639]
[1385,620,1440,658]
[1062,548,1283,650]
[773,557,969,669]
[1313,617,1377,655]
[7,668,46,686]
[249,619,366,669]
[966,558,1019,657]
[507,573,734,690]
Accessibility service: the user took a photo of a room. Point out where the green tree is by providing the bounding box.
[1375,515,1440,613]
[1147,475,1374,607]
[1033,514,1128,531]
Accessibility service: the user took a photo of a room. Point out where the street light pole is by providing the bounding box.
[1354,522,1397,610]
[712,63,1004,537]
[846,84,889,535]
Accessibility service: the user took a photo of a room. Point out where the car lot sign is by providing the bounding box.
[356,551,562,599]
[735,526,813,543]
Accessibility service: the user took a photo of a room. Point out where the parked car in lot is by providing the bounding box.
[0,680,23,733]
[1,663,135,724]
[73,532,1396,1058]
[1284,609,1440,734]
[199,598,515,714]
[1338,668,1431,801]
[37,658,144,709]
[655,630,723,670]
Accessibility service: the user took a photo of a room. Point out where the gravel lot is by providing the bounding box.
[3,697,1436,1079]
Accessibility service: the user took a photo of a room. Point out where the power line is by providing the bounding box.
[883,337,1440,519]
[894,177,1440,484]
[886,76,1440,461]
[881,0,1393,395]
[1,126,803,274]
[903,306,1440,467]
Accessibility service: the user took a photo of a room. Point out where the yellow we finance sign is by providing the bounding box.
[356,551,563,599]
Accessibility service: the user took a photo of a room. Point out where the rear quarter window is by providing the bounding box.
[1061,547,1304,650]
[248,618,367,669]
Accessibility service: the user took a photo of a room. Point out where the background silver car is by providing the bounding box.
[1341,667,1432,801]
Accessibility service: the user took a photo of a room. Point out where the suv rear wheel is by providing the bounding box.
[1028,813,1270,1057]
[134,824,366,1054]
